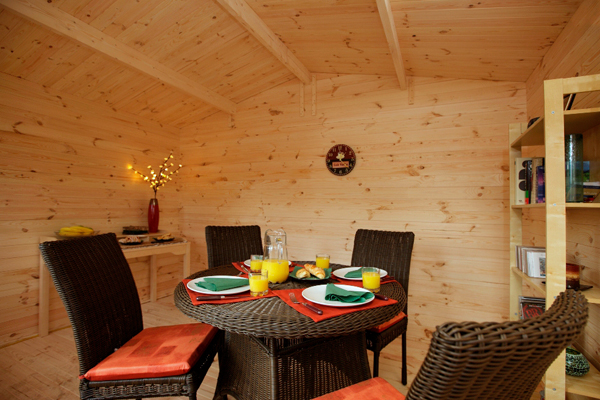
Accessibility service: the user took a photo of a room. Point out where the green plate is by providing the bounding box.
[290,265,332,281]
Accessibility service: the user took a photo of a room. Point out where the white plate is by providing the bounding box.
[301,284,375,307]
[244,259,292,267]
[187,276,250,295]
[332,267,388,281]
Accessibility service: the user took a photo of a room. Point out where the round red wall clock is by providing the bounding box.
[326,144,356,176]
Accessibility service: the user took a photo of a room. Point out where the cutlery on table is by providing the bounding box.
[240,264,250,274]
[289,293,323,315]
[196,295,251,301]
[374,294,388,301]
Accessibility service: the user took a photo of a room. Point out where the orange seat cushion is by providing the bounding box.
[82,323,218,381]
[313,377,405,400]
[368,312,406,333]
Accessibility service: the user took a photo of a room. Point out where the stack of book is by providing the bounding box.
[514,157,545,205]
[515,245,546,278]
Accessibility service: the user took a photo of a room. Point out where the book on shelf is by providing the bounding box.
[536,165,545,203]
[515,157,532,205]
[515,245,545,277]
[519,296,545,320]
[530,158,544,203]
[527,251,546,278]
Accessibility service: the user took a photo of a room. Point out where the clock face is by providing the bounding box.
[326,144,356,176]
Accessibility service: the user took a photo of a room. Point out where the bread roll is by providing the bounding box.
[304,264,325,279]
[296,267,310,279]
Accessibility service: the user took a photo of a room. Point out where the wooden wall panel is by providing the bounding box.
[526,0,600,119]
[180,73,526,385]
[0,72,183,346]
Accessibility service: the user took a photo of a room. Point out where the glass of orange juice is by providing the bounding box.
[362,267,380,293]
[316,254,330,269]
[250,254,263,271]
[249,270,269,297]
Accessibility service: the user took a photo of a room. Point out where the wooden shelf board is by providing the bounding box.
[580,282,600,304]
[566,360,600,399]
[510,107,600,149]
[512,203,600,209]
[511,267,545,296]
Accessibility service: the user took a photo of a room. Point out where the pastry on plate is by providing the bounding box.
[304,264,325,279]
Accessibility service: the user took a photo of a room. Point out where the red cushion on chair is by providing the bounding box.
[313,377,405,400]
[368,312,406,333]
[82,323,218,381]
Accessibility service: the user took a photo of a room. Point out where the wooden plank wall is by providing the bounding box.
[526,0,600,118]
[180,74,526,379]
[0,72,184,346]
[524,0,600,385]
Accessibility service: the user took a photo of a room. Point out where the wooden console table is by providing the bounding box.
[38,236,191,337]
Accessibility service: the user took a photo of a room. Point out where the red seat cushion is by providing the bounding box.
[368,312,406,333]
[313,377,405,400]
[82,323,218,381]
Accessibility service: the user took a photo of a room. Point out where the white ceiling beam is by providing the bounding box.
[215,0,312,85]
[376,0,407,90]
[0,0,237,114]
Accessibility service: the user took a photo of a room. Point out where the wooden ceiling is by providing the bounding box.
[0,0,585,127]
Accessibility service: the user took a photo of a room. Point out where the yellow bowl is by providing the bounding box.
[54,230,98,239]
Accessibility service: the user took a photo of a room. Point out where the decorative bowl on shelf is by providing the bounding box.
[565,347,590,376]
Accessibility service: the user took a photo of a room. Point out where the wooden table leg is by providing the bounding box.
[39,252,49,337]
[150,255,158,302]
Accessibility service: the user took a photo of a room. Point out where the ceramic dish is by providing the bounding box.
[119,236,145,246]
[301,284,374,307]
[187,276,250,295]
[332,267,388,281]
[152,237,175,243]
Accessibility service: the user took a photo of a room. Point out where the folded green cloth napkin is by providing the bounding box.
[324,283,374,303]
[195,277,249,292]
[344,267,364,278]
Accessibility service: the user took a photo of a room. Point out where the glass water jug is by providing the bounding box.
[263,229,289,283]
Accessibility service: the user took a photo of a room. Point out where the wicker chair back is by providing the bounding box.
[351,229,414,314]
[205,225,263,269]
[39,233,143,376]
[407,289,589,400]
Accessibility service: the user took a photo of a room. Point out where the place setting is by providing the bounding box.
[184,271,276,305]
[275,262,398,322]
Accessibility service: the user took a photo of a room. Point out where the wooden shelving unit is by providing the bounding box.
[509,74,600,400]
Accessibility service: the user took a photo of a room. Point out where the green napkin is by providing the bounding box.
[324,283,374,303]
[195,277,249,292]
[344,267,364,278]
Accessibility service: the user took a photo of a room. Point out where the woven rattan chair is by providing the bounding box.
[205,225,263,269]
[39,233,221,400]
[314,289,589,400]
[351,229,415,383]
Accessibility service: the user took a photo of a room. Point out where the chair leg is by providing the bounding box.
[402,332,407,385]
[373,349,380,377]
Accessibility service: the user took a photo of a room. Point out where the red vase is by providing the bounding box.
[148,198,159,233]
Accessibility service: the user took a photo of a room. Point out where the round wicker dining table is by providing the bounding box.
[174,263,406,400]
